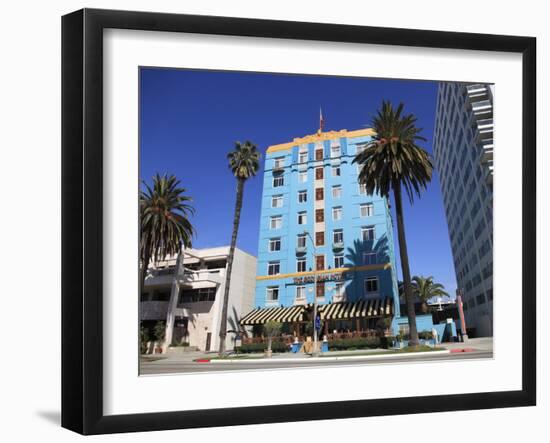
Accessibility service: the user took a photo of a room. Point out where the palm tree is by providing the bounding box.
[139,173,195,295]
[218,141,261,355]
[412,276,450,313]
[353,101,433,347]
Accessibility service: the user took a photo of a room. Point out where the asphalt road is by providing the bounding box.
[140,350,493,375]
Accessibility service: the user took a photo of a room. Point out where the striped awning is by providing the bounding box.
[321,298,393,320]
[240,305,306,325]
[240,298,394,325]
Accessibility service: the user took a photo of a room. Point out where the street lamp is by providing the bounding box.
[303,230,320,357]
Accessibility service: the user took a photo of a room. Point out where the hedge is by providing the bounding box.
[236,341,290,354]
[328,336,381,351]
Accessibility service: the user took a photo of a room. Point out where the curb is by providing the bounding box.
[200,349,451,364]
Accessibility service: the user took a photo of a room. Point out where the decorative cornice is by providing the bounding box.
[266,128,376,154]
[256,262,391,281]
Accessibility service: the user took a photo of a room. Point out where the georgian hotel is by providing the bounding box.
[240,127,430,335]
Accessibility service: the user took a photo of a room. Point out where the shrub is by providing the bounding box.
[140,326,149,354]
[236,341,289,354]
[153,320,166,342]
[328,336,381,351]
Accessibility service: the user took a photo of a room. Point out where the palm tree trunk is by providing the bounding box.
[393,183,420,347]
[218,178,245,355]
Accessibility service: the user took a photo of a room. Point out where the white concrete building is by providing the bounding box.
[140,246,257,352]
[433,82,494,337]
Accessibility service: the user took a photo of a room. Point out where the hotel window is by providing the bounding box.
[332,206,342,221]
[315,232,325,247]
[273,157,285,169]
[270,215,282,230]
[273,174,284,187]
[315,148,324,161]
[333,229,344,245]
[364,277,379,293]
[476,293,486,305]
[271,195,283,208]
[315,255,325,270]
[361,226,375,241]
[269,238,281,252]
[363,252,377,265]
[299,150,308,164]
[266,287,279,302]
[316,282,325,298]
[299,171,308,183]
[331,165,341,177]
[315,209,324,223]
[268,261,280,276]
[298,190,308,203]
[315,188,324,201]
[315,167,324,180]
[297,211,307,225]
[296,258,306,273]
[296,285,306,300]
[334,254,344,268]
[297,234,307,249]
[332,185,342,199]
[360,203,374,217]
[331,145,341,158]
[359,183,367,194]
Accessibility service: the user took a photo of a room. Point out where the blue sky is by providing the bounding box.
[139,68,457,297]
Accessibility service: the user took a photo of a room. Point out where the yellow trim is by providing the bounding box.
[256,263,391,281]
[266,128,376,153]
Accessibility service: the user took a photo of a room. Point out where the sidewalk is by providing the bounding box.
[442,337,493,352]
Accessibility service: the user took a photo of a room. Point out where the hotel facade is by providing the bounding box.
[241,127,423,335]
[433,83,494,337]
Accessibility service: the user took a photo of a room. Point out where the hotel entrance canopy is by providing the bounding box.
[240,298,394,325]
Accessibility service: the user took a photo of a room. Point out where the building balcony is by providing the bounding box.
[466,84,490,105]
[480,141,494,164]
[295,245,307,254]
[180,269,224,287]
[273,165,284,172]
[471,100,493,120]
[475,118,494,143]
[332,241,344,250]
[145,268,224,288]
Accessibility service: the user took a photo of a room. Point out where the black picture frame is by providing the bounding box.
[62,8,536,435]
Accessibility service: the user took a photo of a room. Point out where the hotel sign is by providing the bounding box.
[293,272,348,285]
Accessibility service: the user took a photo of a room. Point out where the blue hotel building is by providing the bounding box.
[241,127,408,335]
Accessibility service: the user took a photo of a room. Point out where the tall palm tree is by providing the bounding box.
[412,276,450,313]
[139,173,195,295]
[353,101,433,347]
[218,141,261,355]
